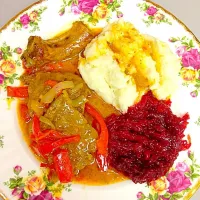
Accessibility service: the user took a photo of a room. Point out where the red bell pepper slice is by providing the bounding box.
[30,141,46,159]
[44,80,63,97]
[20,104,31,123]
[40,162,55,169]
[32,115,41,137]
[85,103,108,171]
[53,150,73,183]
[37,129,65,141]
[96,153,108,172]
[37,135,80,156]
[92,119,101,133]
[44,80,58,87]
[31,129,65,141]
[7,86,29,98]
[42,62,64,72]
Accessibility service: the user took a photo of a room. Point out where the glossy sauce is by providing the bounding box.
[17,82,126,185]
[18,93,126,185]
[17,26,128,185]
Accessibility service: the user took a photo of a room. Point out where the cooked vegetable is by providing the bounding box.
[39,116,55,129]
[19,104,31,123]
[85,103,108,172]
[40,162,54,169]
[17,21,123,184]
[43,93,98,173]
[69,83,84,95]
[19,71,98,177]
[32,115,41,137]
[106,91,190,183]
[71,95,87,107]
[37,129,64,141]
[44,80,58,87]
[30,100,44,116]
[7,86,28,98]
[37,135,80,156]
[21,21,94,69]
[53,150,73,183]
[92,119,101,133]
[20,71,98,175]
[30,142,43,158]
[41,81,74,103]
[25,60,79,75]
[22,72,84,102]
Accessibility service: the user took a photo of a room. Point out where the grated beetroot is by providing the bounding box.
[106,91,190,183]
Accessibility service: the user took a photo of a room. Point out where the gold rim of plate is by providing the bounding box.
[0,0,200,199]
[0,189,8,200]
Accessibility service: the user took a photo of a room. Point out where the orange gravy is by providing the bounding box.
[17,92,126,185]
[17,26,128,185]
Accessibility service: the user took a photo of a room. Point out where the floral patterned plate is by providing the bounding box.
[0,0,200,200]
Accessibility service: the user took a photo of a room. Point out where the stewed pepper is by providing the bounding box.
[53,150,73,183]
[32,115,41,137]
[30,114,80,183]
[7,86,29,98]
[37,135,80,156]
[19,104,31,123]
[85,103,108,172]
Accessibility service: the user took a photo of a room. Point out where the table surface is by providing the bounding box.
[0,0,200,199]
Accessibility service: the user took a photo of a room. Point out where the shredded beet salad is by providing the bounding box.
[106,92,190,183]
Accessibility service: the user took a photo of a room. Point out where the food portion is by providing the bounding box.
[11,21,122,185]
[24,72,99,174]
[79,20,181,113]
[8,20,191,186]
[21,21,95,74]
[106,92,190,183]
[17,70,120,183]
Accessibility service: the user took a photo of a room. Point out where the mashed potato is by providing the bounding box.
[79,20,181,113]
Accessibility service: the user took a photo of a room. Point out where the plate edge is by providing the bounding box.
[0,0,200,199]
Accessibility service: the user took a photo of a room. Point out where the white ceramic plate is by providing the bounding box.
[1,0,200,199]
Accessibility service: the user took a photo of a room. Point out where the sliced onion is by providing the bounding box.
[39,116,55,129]
[41,81,74,103]
[30,100,44,116]
[70,83,83,95]
[72,95,87,107]
[62,90,72,105]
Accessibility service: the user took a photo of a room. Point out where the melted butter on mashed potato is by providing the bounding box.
[79,20,181,113]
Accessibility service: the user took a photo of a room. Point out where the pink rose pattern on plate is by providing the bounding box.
[71,3,81,15]
[167,171,191,194]
[20,14,30,28]
[12,7,47,33]
[176,162,190,173]
[176,46,187,57]
[136,151,200,200]
[4,165,72,200]
[1,1,200,200]
[146,6,157,16]
[78,0,99,14]
[169,36,200,98]
[0,42,21,90]
[137,2,172,27]
[182,49,200,69]
[59,0,123,24]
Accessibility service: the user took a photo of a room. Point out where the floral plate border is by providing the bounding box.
[146,3,200,200]
[0,0,200,200]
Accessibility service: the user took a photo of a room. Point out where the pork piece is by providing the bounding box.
[21,21,94,68]
[44,94,98,174]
